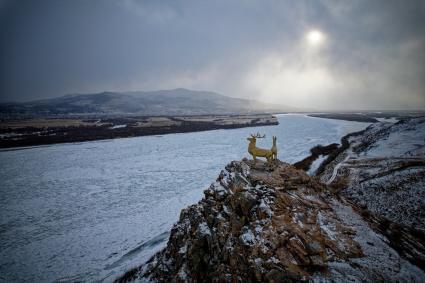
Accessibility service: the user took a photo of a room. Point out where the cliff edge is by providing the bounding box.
[119,158,424,282]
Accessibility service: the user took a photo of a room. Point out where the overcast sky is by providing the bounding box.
[0,0,424,110]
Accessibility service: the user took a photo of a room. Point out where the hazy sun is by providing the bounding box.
[306,30,325,47]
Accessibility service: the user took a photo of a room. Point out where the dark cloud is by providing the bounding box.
[0,0,424,110]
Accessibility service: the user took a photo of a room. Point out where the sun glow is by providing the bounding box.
[306,30,325,47]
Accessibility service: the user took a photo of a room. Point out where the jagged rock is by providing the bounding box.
[116,158,424,282]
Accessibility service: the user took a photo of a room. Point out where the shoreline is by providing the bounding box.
[0,114,278,149]
[307,111,425,123]
[292,127,370,175]
[307,113,379,123]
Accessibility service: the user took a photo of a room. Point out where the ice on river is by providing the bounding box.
[0,114,370,282]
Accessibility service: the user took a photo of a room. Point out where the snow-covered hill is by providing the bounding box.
[320,117,425,230]
[0,88,296,117]
[319,117,425,269]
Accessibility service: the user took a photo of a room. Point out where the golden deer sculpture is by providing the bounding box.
[247,133,277,163]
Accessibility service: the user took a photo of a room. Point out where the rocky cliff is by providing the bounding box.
[119,157,424,282]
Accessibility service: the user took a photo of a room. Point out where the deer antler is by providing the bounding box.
[252,132,265,138]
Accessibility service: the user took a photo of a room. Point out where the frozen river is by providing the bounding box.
[0,114,370,282]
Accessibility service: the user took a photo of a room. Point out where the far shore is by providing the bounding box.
[307,113,379,123]
[0,114,278,148]
[307,110,425,123]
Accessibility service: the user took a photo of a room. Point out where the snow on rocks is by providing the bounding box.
[116,158,425,282]
[239,228,256,246]
[110,118,425,282]
[318,117,425,271]
[320,118,425,230]
[324,199,425,282]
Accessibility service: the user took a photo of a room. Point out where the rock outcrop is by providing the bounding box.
[119,158,424,282]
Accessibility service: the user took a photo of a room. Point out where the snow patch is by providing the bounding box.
[240,229,256,246]
[109,124,127,129]
[197,222,211,236]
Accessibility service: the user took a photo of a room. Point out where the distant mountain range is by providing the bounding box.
[0,88,297,117]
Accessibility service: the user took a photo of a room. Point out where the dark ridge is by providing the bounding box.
[315,128,369,175]
[358,160,425,184]
[293,143,339,171]
[293,155,317,171]
[308,113,379,123]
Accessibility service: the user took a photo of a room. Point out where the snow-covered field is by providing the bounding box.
[0,114,370,282]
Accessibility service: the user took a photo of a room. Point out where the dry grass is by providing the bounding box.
[0,118,92,129]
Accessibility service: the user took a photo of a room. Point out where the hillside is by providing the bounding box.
[319,117,425,229]
[318,117,425,268]
[0,88,294,117]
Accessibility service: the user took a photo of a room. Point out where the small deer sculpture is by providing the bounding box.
[247,133,275,163]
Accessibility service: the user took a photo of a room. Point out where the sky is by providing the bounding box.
[0,0,424,110]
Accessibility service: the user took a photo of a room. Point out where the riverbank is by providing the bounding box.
[308,111,425,123]
[308,113,379,123]
[0,114,278,148]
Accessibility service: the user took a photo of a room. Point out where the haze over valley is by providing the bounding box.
[0,88,295,117]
